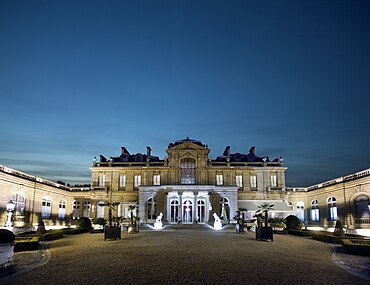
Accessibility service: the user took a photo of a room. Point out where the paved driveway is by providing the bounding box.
[4,229,369,285]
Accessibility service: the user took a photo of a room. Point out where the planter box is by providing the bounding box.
[104,226,121,241]
[235,224,245,234]
[0,242,15,277]
[256,227,273,241]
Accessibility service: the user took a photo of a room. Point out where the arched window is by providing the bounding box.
[41,197,52,218]
[58,200,67,220]
[197,199,206,223]
[296,201,305,222]
[147,197,156,220]
[13,193,25,216]
[355,195,369,219]
[96,201,104,218]
[83,201,91,218]
[170,199,179,223]
[220,197,229,220]
[327,197,337,221]
[180,159,196,184]
[72,200,80,219]
[310,200,319,221]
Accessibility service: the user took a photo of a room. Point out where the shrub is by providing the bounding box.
[0,229,15,243]
[268,218,286,229]
[285,215,302,230]
[14,236,40,251]
[333,220,345,237]
[92,218,107,226]
[77,217,93,229]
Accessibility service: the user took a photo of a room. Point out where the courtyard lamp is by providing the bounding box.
[5,200,16,227]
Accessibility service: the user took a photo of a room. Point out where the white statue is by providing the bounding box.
[156,212,163,223]
[213,213,222,230]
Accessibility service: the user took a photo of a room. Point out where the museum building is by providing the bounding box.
[0,138,369,236]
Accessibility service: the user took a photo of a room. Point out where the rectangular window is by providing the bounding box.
[98,174,105,187]
[236,175,243,188]
[119,175,126,188]
[41,199,52,218]
[216,174,223,186]
[271,174,277,187]
[134,175,141,188]
[250,175,257,188]
[153,174,160,186]
[310,209,319,221]
[329,206,338,221]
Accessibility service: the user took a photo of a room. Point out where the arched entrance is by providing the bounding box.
[183,199,193,223]
[197,199,206,223]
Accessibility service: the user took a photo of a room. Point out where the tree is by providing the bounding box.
[98,201,120,227]
[256,203,274,227]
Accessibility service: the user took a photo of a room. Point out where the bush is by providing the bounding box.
[14,236,40,251]
[77,217,93,229]
[92,218,107,226]
[333,220,345,237]
[0,229,15,243]
[285,215,303,230]
[268,218,286,229]
[341,239,370,255]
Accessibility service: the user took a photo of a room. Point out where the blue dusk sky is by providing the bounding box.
[0,1,369,187]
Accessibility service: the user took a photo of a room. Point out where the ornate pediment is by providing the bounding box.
[168,141,206,151]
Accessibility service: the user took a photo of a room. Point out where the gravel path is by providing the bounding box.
[3,229,369,285]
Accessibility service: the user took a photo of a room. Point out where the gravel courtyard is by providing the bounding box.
[4,228,369,285]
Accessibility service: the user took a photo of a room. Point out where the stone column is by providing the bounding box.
[178,191,183,222]
[194,191,198,223]
[163,192,168,223]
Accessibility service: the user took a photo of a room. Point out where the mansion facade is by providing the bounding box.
[0,138,369,236]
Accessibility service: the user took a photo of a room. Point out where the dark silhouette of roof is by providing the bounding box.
[169,137,206,148]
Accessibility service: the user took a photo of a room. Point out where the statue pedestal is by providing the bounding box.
[214,221,222,230]
[154,222,162,230]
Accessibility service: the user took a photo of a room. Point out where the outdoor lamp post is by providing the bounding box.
[5,200,16,227]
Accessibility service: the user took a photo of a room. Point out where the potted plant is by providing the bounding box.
[98,201,121,240]
[234,208,247,234]
[255,203,274,241]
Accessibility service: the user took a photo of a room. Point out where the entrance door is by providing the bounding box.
[183,200,193,223]
[197,200,206,223]
[170,199,179,223]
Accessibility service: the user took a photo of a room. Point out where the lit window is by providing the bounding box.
[180,159,196,184]
[41,197,52,219]
[236,175,243,188]
[73,200,80,219]
[271,174,277,187]
[98,174,105,187]
[83,201,91,218]
[58,200,66,220]
[328,197,337,221]
[296,201,305,222]
[96,201,104,218]
[250,175,257,188]
[153,175,160,186]
[13,193,25,216]
[134,175,141,188]
[119,175,126,188]
[310,200,319,221]
[147,197,156,219]
[220,197,229,220]
[216,174,223,186]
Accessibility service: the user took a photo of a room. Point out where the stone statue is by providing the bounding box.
[156,212,163,223]
[213,213,221,223]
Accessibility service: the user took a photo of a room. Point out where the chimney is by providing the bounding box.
[223,146,230,157]
[146,146,151,157]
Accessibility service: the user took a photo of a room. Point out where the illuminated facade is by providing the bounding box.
[0,138,369,236]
